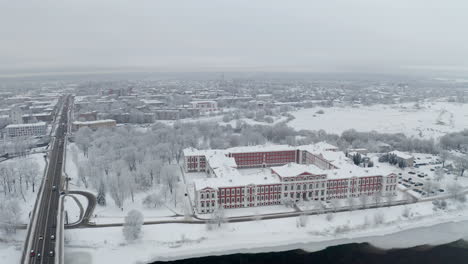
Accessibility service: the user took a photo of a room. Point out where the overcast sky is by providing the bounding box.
[1,0,467,73]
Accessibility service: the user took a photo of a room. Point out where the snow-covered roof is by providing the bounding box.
[193,170,281,189]
[271,163,326,177]
[6,122,46,128]
[72,119,116,125]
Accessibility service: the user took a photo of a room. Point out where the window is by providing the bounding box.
[201,202,205,207]
[212,193,215,198]
[284,193,288,197]
[237,189,240,195]
[221,198,225,203]
[291,185,294,190]
[212,201,215,206]
[227,189,230,195]
[285,185,288,191]
[309,184,313,189]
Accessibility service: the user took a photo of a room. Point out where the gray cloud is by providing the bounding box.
[1,0,467,73]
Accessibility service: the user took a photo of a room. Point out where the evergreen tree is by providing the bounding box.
[97,181,106,206]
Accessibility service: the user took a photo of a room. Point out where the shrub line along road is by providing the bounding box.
[65,190,467,228]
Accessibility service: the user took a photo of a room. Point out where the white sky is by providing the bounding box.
[1,0,467,73]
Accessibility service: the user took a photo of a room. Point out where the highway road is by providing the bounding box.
[22,95,71,264]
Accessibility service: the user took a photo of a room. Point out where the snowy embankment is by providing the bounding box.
[65,198,468,264]
[288,102,468,138]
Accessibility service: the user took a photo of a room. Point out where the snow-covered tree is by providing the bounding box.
[122,209,144,242]
[142,193,164,209]
[96,181,106,206]
[0,199,21,234]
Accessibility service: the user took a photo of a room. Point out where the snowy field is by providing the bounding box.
[288,102,468,138]
[64,198,468,264]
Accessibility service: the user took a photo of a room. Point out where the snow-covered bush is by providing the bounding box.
[326,213,334,222]
[297,213,308,228]
[122,209,144,242]
[373,212,385,225]
[0,199,21,235]
[142,193,164,209]
[402,206,411,218]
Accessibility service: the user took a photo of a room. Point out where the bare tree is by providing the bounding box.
[359,194,368,209]
[439,150,450,168]
[455,155,468,177]
[372,190,383,206]
[207,206,226,230]
[346,196,355,211]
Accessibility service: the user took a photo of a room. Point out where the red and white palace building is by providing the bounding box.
[183,142,398,214]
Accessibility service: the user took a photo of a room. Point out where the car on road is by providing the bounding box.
[37,253,41,260]
[30,250,35,257]
[51,234,55,240]
[439,189,445,192]
[409,171,416,174]
[52,185,57,191]
[49,250,54,257]
[39,235,43,241]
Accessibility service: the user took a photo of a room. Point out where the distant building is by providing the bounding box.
[72,119,116,131]
[154,109,180,120]
[9,106,23,124]
[78,111,98,121]
[5,122,47,137]
[190,100,218,113]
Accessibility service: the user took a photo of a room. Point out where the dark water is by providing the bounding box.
[151,240,468,264]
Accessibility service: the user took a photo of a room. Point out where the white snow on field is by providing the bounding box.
[0,230,27,263]
[288,102,468,138]
[64,199,468,264]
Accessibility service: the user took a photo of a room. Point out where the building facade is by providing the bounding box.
[5,122,47,137]
[190,100,218,113]
[186,143,398,214]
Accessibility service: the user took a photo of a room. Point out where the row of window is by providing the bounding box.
[220,194,281,204]
[284,190,325,198]
[219,185,281,196]
[284,182,326,191]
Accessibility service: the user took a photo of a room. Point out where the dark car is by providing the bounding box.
[30,250,35,257]
[439,189,445,192]
[409,172,416,174]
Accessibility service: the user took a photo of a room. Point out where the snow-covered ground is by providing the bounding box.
[0,230,27,263]
[0,153,47,262]
[288,102,468,138]
[64,197,468,264]
[65,143,184,225]
[218,115,289,127]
